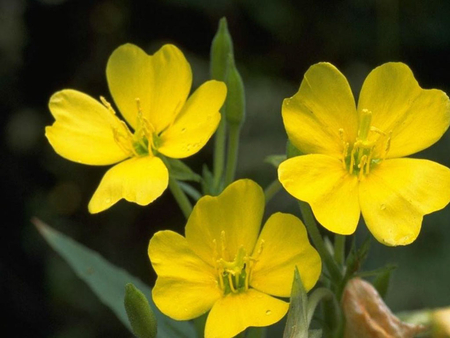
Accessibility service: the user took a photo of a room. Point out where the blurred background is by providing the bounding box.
[2,0,450,337]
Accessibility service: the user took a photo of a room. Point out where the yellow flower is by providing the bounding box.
[278,62,450,246]
[148,179,321,338]
[45,43,226,213]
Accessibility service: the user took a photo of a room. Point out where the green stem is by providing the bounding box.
[334,235,346,266]
[224,124,241,186]
[212,116,227,193]
[169,177,192,219]
[264,179,282,203]
[299,202,342,283]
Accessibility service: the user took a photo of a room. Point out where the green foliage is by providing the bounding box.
[34,219,196,338]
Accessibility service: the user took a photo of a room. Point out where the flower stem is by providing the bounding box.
[169,177,192,219]
[298,202,342,283]
[224,124,241,186]
[213,117,227,193]
[334,235,346,266]
[264,179,282,203]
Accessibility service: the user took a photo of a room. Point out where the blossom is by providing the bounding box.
[148,179,321,338]
[278,62,450,245]
[46,44,226,213]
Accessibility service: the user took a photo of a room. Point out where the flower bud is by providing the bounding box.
[210,17,234,81]
[225,55,245,126]
[342,278,426,338]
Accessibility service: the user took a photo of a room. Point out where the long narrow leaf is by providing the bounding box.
[34,218,196,338]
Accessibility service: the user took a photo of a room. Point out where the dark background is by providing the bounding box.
[2,0,450,337]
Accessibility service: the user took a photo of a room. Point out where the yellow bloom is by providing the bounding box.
[148,179,321,338]
[45,43,226,213]
[278,62,450,246]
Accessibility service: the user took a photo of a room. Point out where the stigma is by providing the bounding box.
[340,109,391,179]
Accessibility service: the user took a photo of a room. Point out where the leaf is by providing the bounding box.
[34,218,196,338]
[264,154,287,168]
[371,264,397,299]
[124,283,157,338]
[283,267,309,338]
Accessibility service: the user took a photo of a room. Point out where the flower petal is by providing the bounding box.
[359,158,450,246]
[205,289,288,338]
[107,44,192,132]
[185,179,264,266]
[282,62,358,156]
[251,213,321,297]
[278,154,360,235]
[46,90,129,165]
[358,62,450,157]
[157,80,226,158]
[88,156,168,213]
[149,230,221,320]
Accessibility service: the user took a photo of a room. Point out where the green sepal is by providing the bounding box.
[210,17,234,81]
[124,283,157,338]
[264,155,287,168]
[225,54,245,126]
[286,140,303,158]
[164,158,201,182]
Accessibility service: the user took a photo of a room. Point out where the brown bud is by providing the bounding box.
[342,278,426,338]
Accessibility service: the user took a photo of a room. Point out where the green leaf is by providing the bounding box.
[371,264,397,299]
[124,283,157,338]
[308,329,322,338]
[283,267,308,338]
[34,218,196,338]
[264,154,287,168]
[165,158,201,182]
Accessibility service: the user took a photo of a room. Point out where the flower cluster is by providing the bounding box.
[45,38,450,338]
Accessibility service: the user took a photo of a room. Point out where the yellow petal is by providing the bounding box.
[106,43,192,132]
[278,154,360,235]
[46,89,129,165]
[205,289,288,338]
[251,213,321,297]
[149,230,221,320]
[185,179,264,266]
[358,62,450,157]
[282,62,358,156]
[157,80,226,158]
[359,158,450,246]
[88,156,168,213]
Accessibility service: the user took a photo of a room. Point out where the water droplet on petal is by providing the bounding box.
[265,310,272,315]
[380,204,386,210]
[181,128,186,133]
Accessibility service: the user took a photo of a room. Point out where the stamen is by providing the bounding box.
[112,121,136,156]
[100,96,116,115]
[358,155,367,180]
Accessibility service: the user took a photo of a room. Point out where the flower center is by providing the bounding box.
[340,109,391,179]
[213,231,263,295]
[102,97,161,157]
